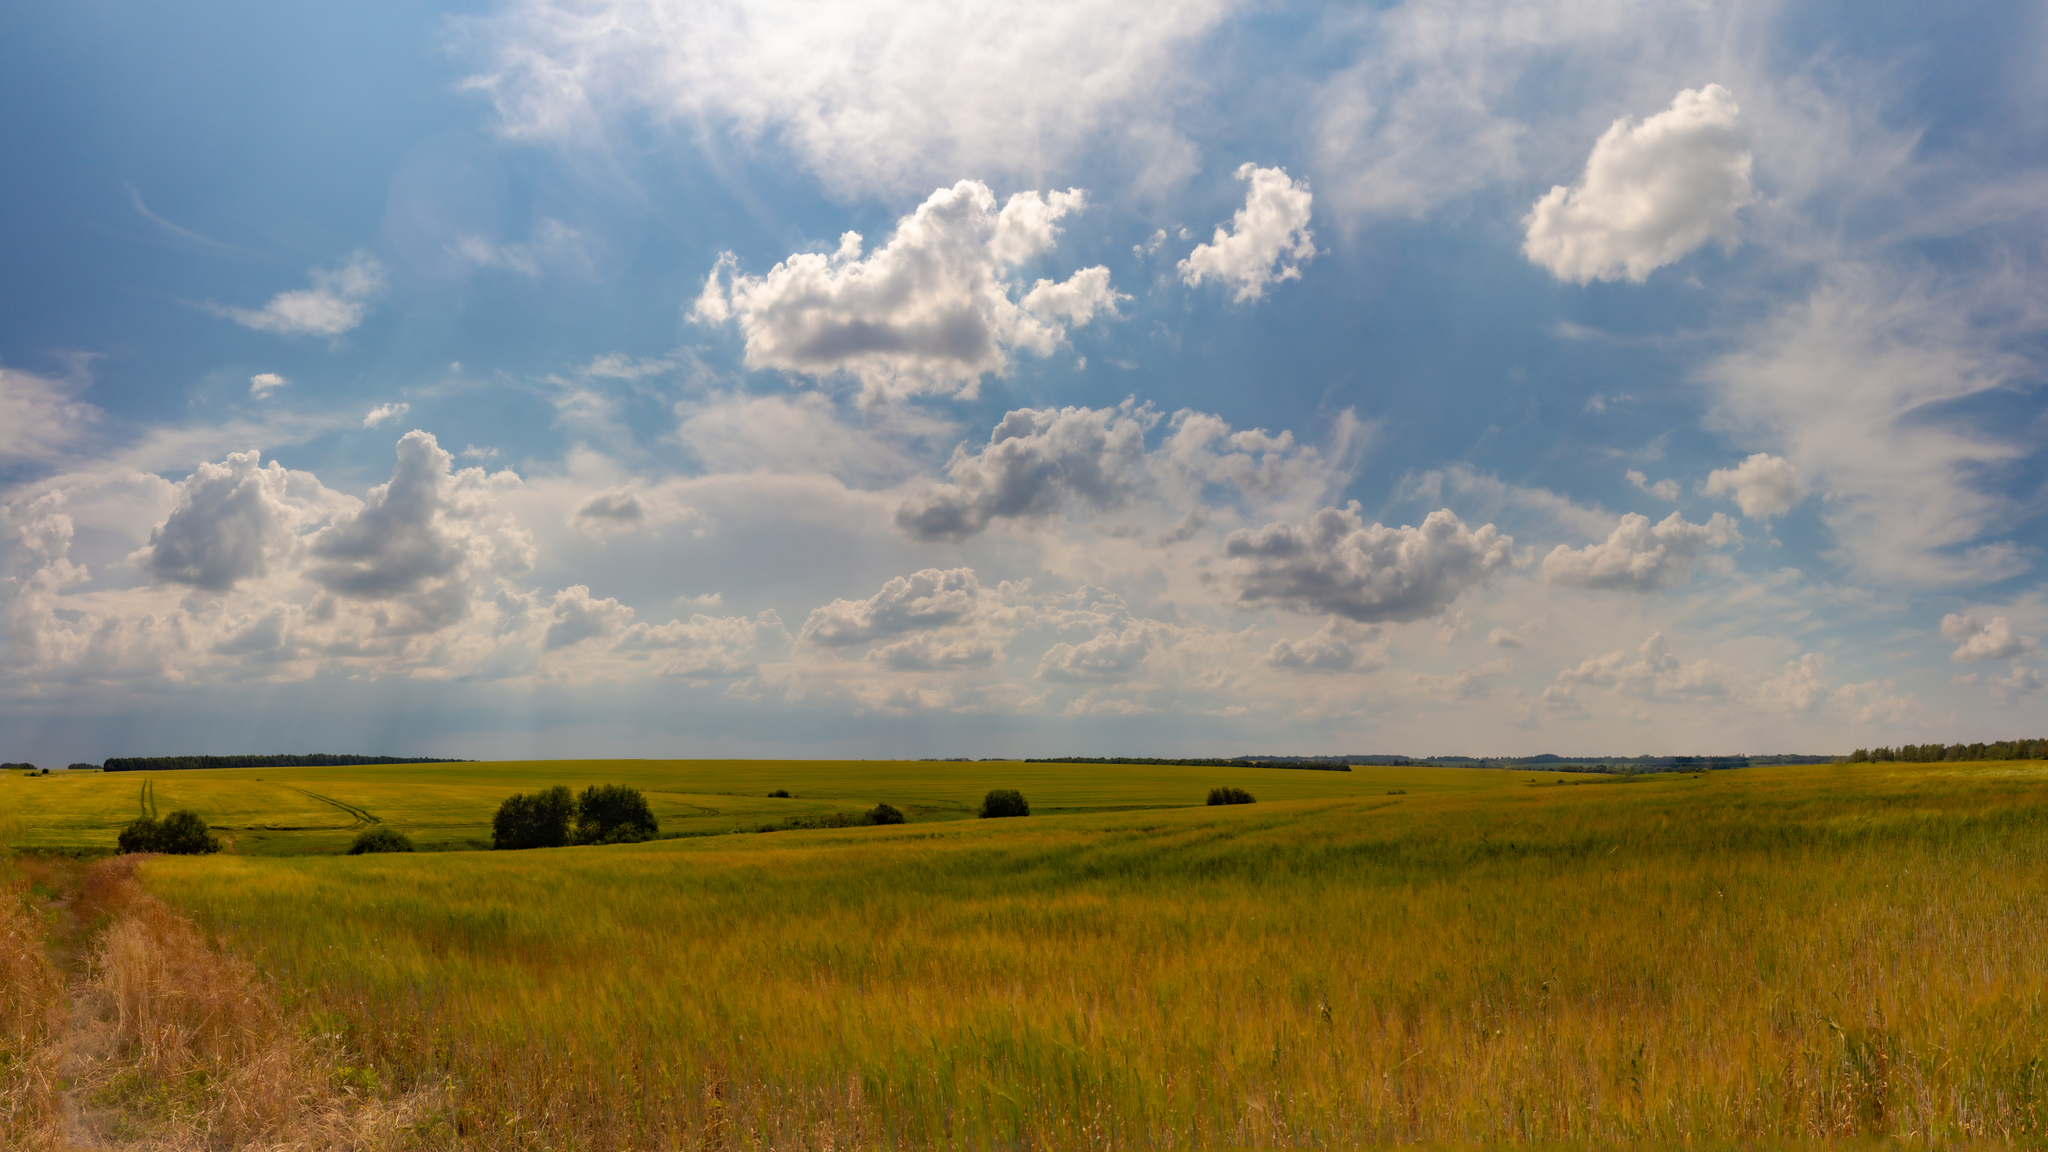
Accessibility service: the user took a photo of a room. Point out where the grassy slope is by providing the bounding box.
[138,759,2048,1148]
[0,759,1525,855]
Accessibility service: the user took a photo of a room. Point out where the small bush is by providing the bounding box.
[576,783,659,845]
[1206,786,1256,806]
[117,810,222,855]
[347,826,414,854]
[768,789,791,798]
[979,789,1029,818]
[864,803,906,825]
[492,786,576,850]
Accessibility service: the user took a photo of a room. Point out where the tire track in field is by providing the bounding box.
[219,786,380,831]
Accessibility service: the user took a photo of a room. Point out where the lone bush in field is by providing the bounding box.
[1207,786,1256,806]
[575,783,659,844]
[979,789,1029,818]
[864,803,906,825]
[768,789,791,798]
[347,826,414,854]
[117,810,222,855]
[492,786,576,850]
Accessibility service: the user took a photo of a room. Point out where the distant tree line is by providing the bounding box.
[1846,739,2047,764]
[1024,753,1840,772]
[1025,757,1351,772]
[101,753,472,772]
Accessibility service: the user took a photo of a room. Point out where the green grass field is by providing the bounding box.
[60,757,2047,1148]
[0,758,1536,855]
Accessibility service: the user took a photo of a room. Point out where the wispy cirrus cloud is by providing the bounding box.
[212,252,386,338]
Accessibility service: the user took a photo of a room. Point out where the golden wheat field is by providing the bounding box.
[12,757,2018,1150]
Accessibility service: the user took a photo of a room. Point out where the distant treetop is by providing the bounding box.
[101,753,473,772]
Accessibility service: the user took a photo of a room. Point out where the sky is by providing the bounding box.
[3,0,2045,763]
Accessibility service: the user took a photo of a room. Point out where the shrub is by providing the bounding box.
[864,803,906,825]
[116,810,222,855]
[347,826,414,854]
[492,786,576,850]
[979,789,1029,818]
[576,783,659,845]
[1207,786,1256,806]
[768,789,791,798]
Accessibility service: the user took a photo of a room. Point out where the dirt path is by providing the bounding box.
[7,854,447,1152]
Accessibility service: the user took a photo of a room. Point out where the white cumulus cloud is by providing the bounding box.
[691,182,1120,401]
[1626,470,1679,501]
[894,406,1151,542]
[1224,506,1513,623]
[1542,511,1739,593]
[1178,164,1316,302]
[139,451,346,592]
[1037,623,1162,683]
[363,403,410,428]
[1266,620,1384,671]
[800,568,986,647]
[248,373,288,398]
[300,431,534,634]
[1939,614,2040,663]
[456,0,1232,199]
[1703,453,1806,521]
[1522,84,1751,284]
[216,252,386,337]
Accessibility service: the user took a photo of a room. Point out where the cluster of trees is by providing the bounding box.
[493,784,659,850]
[117,811,221,855]
[1846,739,2047,764]
[979,789,1029,818]
[1207,787,1256,805]
[348,827,414,854]
[102,753,469,772]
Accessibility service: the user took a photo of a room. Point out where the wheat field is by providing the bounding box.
[117,759,2048,1149]
[0,758,1472,856]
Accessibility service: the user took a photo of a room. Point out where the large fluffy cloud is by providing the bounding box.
[301,431,536,633]
[894,403,1354,543]
[140,451,346,592]
[691,182,1120,401]
[1522,85,1751,284]
[1940,614,2040,663]
[1177,164,1316,301]
[800,568,986,647]
[1223,505,1513,623]
[1703,453,1805,521]
[213,252,385,337]
[457,0,1234,197]
[1265,620,1384,672]
[1541,511,1739,593]
[894,406,1150,541]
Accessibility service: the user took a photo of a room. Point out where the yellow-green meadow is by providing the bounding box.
[89,757,2048,1148]
[0,757,1515,855]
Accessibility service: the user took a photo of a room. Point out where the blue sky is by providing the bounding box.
[3,0,2044,762]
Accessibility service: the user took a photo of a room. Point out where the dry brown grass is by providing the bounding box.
[6,855,451,1152]
[1,855,67,1150]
